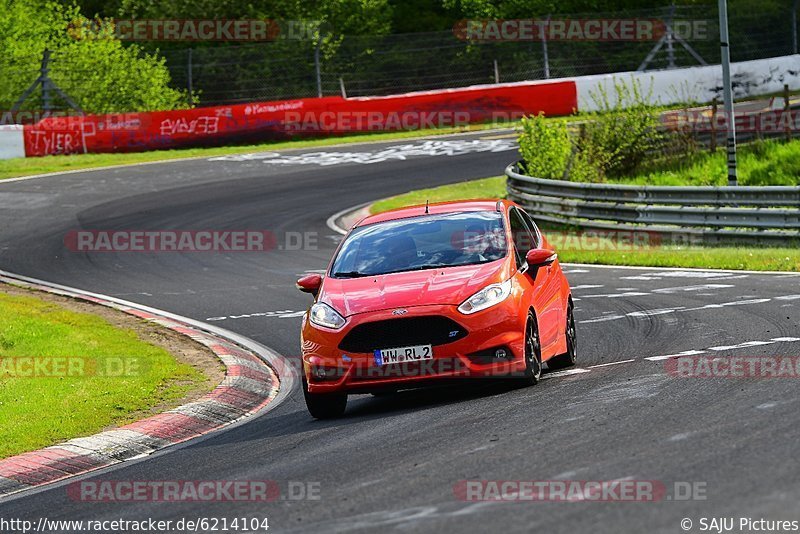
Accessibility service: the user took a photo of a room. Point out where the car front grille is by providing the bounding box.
[338,316,468,353]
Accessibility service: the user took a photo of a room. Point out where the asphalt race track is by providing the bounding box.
[1,132,799,533]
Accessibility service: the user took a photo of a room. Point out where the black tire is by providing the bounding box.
[303,378,347,419]
[517,311,543,386]
[548,302,577,370]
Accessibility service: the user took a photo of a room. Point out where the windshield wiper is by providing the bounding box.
[332,271,369,278]
[382,263,449,275]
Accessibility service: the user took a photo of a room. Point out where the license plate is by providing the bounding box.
[374,344,433,366]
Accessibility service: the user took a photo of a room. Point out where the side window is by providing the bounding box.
[518,209,541,248]
[508,208,535,268]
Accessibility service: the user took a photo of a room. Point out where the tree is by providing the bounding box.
[0,0,191,113]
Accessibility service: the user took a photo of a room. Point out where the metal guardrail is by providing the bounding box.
[505,162,800,245]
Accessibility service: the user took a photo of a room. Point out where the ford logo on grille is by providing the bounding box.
[392,309,408,315]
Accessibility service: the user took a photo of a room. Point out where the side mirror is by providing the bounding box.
[525,248,557,268]
[296,274,323,296]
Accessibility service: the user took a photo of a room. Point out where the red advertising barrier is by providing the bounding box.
[22,80,577,157]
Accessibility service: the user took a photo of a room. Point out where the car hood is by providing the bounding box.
[321,259,510,317]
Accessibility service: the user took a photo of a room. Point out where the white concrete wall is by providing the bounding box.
[573,54,800,111]
[0,125,25,160]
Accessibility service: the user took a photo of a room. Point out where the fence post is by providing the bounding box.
[187,48,194,106]
[339,77,347,98]
[314,38,323,98]
[41,49,52,112]
[666,3,676,69]
[541,15,550,79]
[11,48,84,114]
[493,59,499,84]
[710,97,717,153]
[785,84,792,142]
[794,0,799,54]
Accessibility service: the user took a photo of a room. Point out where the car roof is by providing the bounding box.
[356,199,511,228]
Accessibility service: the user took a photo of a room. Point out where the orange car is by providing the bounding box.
[296,200,576,418]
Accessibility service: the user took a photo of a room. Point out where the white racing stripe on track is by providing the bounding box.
[207,310,305,321]
[562,263,800,277]
[581,292,650,299]
[620,271,748,282]
[645,350,708,361]
[708,340,784,351]
[542,368,592,379]
[581,295,790,324]
[587,359,636,368]
[570,284,604,290]
[578,284,734,299]
[652,284,735,294]
[645,337,800,361]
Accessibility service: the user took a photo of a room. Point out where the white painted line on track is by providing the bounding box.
[207,310,306,321]
[708,340,780,351]
[587,359,636,369]
[580,292,650,299]
[578,284,735,300]
[652,284,735,294]
[645,337,800,361]
[581,296,784,324]
[645,350,707,362]
[563,262,800,276]
[326,201,371,235]
[542,368,592,379]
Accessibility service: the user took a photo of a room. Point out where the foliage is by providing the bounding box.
[517,113,572,179]
[518,77,692,183]
[0,0,191,113]
[578,76,667,179]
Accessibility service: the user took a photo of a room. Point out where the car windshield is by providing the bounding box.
[330,211,507,278]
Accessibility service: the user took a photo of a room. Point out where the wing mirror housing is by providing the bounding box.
[296,274,323,296]
[525,248,558,268]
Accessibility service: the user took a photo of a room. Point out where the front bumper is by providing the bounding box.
[301,302,527,394]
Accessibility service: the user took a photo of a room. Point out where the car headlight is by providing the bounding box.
[458,279,513,315]
[309,302,346,329]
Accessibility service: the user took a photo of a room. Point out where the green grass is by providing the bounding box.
[614,139,800,186]
[369,176,800,272]
[0,290,209,458]
[0,122,520,180]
